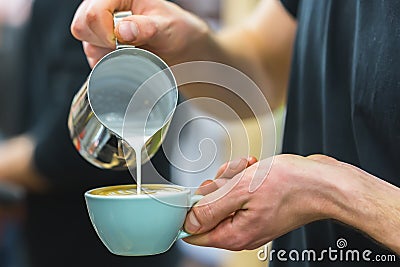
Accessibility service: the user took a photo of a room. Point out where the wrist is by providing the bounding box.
[176,20,219,64]
[319,162,400,253]
[162,4,216,65]
[275,155,340,224]
[284,155,361,224]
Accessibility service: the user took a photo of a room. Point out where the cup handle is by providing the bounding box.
[113,11,135,49]
[177,194,203,239]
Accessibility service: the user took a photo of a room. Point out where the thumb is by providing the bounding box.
[116,15,159,46]
[184,178,246,234]
[195,156,258,196]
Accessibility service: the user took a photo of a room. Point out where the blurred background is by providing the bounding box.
[0,0,282,266]
[0,1,33,266]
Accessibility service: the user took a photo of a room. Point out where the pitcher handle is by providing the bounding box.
[113,11,135,49]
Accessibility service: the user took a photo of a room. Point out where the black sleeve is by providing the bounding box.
[281,0,299,18]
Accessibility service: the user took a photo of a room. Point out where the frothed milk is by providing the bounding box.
[90,184,183,196]
[99,109,166,194]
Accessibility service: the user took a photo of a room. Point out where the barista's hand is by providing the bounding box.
[71,0,210,67]
[183,154,400,253]
[0,135,48,193]
[183,154,330,250]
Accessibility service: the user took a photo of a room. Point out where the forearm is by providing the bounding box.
[177,0,297,112]
[321,164,400,254]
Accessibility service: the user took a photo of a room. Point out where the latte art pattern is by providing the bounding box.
[90,185,183,196]
[106,189,140,196]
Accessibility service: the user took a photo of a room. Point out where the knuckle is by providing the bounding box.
[70,3,86,39]
[307,154,326,160]
[144,21,158,40]
[85,10,99,26]
[307,154,337,163]
[70,21,84,39]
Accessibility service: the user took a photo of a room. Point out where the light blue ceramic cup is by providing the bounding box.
[85,184,202,256]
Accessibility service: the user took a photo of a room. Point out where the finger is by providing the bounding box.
[218,156,257,179]
[194,178,230,196]
[71,1,109,48]
[194,180,215,195]
[247,156,258,166]
[85,0,117,48]
[215,157,257,177]
[83,42,113,68]
[71,0,131,49]
[196,157,257,196]
[197,156,259,196]
[71,1,90,39]
[184,209,256,251]
[115,15,159,45]
[214,162,228,178]
[184,175,247,234]
[184,215,236,249]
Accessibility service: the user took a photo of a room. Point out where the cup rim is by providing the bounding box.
[84,184,190,199]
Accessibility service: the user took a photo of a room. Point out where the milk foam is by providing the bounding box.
[91,185,183,196]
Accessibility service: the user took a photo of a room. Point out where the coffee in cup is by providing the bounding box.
[85,184,202,256]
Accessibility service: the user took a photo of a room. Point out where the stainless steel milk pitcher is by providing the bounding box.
[68,12,178,170]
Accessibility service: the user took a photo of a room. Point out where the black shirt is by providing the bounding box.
[274,0,400,266]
